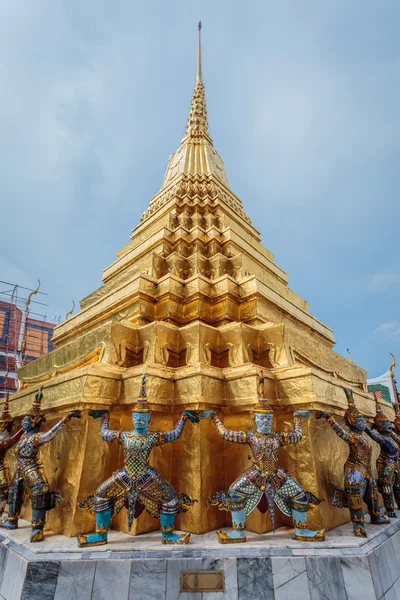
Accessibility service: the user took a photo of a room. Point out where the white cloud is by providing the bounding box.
[374,322,400,338]
[368,273,400,293]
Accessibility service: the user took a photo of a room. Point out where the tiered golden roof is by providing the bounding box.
[48,24,335,348]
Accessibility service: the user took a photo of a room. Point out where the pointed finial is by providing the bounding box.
[184,22,210,139]
[31,386,44,413]
[65,300,75,320]
[388,352,400,409]
[27,279,41,308]
[0,392,12,425]
[258,371,266,399]
[134,373,151,413]
[343,387,360,426]
[373,391,382,413]
[373,391,386,427]
[27,386,45,424]
[344,388,355,406]
[197,21,202,82]
[139,372,147,400]
[390,353,396,378]
[254,371,273,414]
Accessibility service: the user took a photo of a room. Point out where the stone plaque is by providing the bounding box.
[180,570,225,592]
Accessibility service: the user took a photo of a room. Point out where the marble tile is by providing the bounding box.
[385,539,400,583]
[271,558,310,600]
[237,558,274,600]
[271,557,307,589]
[92,560,131,600]
[392,577,400,600]
[0,545,8,589]
[368,551,384,600]
[165,559,203,600]
[306,557,347,600]
[384,586,397,600]
[274,571,311,600]
[391,531,400,570]
[21,561,60,600]
[0,549,27,600]
[340,556,376,600]
[200,559,237,600]
[370,539,397,596]
[54,560,96,600]
[131,559,167,600]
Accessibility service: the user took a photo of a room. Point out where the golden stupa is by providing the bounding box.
[10,24,391,537]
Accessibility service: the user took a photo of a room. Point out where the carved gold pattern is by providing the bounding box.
[20,346,104,389]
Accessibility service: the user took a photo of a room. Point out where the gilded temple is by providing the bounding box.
[10,25,391,538]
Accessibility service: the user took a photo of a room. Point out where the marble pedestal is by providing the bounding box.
[1,516,400,600]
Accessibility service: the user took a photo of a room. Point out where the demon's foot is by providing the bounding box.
[370,514,390,525]
[294,529,326,542]
[353,525,368,538]
[216,530,246,544]
[30,529,44,543]
[77,532,108,548]
[161,532,191,545]
[0,519,18,530]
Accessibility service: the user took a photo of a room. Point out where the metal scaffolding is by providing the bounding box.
[0,280,52,397]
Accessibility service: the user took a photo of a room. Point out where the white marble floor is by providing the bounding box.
[2,515,398,556]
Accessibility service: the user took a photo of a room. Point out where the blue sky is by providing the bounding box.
[0,0,399,378]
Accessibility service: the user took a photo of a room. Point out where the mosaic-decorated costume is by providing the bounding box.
[77,373,198,547]
[0,389,81,542]
[364,395,398,518]
[0,395,23,514]
[317,389,389,538]
[206,373,325,544]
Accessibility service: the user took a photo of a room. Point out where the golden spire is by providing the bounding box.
[184,21,211,140]
[152,22,249,215]
[196,21,202,83]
